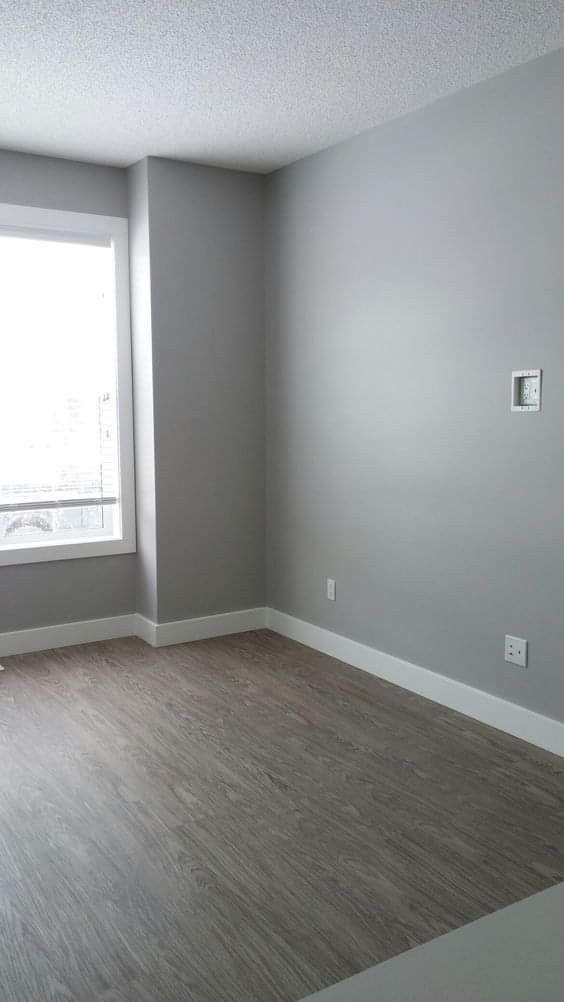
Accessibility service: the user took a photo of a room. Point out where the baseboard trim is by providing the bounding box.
[3,605,561,758]
[150,607,268,647]
[0,614,138,659]
[0,608,268,658]
[134,614,157,647]
[265,609,564,759]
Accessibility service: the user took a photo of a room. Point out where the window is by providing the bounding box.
[0,203,135,566]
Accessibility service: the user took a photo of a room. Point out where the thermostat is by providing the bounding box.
[511,369,542,412]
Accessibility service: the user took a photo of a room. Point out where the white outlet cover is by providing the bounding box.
[505,634,528,668]
[511,369,541,412]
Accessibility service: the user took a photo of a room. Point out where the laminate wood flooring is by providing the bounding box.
[0,630,562,1002]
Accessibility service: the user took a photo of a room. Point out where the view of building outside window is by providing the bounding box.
[0,233,121,548]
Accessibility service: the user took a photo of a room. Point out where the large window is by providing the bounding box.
[0,204,135,565]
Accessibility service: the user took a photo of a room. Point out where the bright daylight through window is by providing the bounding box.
[0,205,135,565]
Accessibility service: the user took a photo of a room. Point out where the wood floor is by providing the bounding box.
[0,630,563,1002]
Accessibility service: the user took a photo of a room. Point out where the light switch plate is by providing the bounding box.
[511,369,541,412]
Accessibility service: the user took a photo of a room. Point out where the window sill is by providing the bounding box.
[0,535,136,567]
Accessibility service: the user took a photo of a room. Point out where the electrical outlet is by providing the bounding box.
[505,635,527,668]
[326,578,336,601]
[511,370,542,412]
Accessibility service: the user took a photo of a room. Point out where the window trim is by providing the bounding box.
[0,203,136,567]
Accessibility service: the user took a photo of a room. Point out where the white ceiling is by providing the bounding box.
[1,2,564,173]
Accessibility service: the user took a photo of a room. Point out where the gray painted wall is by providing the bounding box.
[127,160,158,621]
[0,150,266,631]
[145,158,265,622]
[0,149,127,217]
[265,50,564,721]
[0,150,135,631]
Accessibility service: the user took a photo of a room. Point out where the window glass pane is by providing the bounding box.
[0,503,117,546]
[0,233,121,548]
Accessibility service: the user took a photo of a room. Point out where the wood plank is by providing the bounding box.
[0,630,562,1001]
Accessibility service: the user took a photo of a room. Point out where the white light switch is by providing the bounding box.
[511,370,541,412]
[326,578,336,601]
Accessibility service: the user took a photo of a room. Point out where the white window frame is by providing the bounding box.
[0,203,136,567]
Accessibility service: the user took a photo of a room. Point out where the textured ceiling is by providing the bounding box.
[1,1,564,173]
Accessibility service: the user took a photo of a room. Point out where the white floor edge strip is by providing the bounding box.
[0,613,138,658]
[266,608,564,759]
[0,606,561,757]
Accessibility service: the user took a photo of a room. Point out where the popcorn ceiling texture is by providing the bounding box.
[1,1,564,172]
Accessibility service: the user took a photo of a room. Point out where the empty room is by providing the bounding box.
[0,3,563,1001]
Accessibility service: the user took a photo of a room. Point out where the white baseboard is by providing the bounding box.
[2,604,561,759]
[0,608,267,659]
[0,613,138,659]
[265,609,564,759]
[134,614,157,646]
[149,607,267,647]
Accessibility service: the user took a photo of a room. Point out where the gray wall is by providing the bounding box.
[265,50,564,721]
[0,149,127,217]
[127,160,158,621]
[146,158,265,622]
[0,151,136,631]
[0,150,266,631]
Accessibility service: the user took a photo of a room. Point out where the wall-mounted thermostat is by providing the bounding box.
[511,369,542,412]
